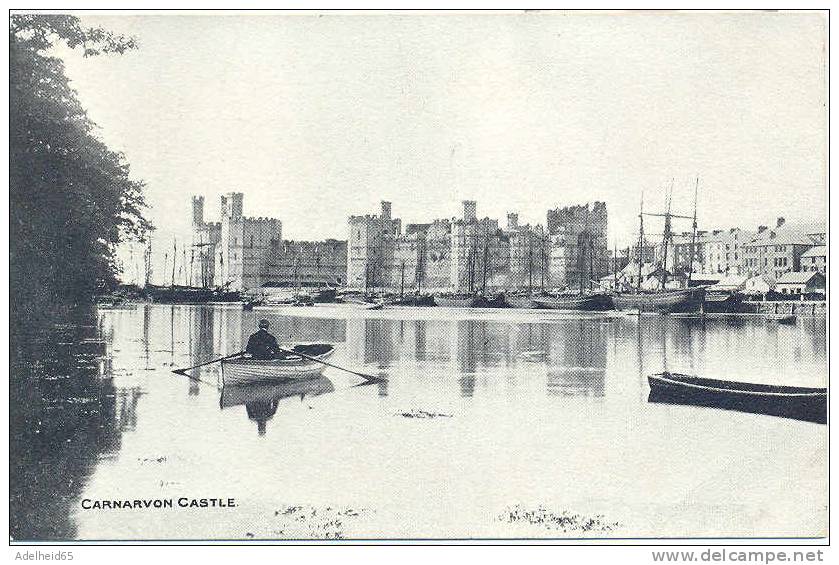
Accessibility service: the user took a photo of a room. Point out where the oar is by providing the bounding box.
[172,351,245,376]
[278,346,387,384]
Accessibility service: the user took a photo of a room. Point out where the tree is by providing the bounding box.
[10,15,152,318]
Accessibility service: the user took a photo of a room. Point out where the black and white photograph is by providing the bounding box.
[7,7,829,547]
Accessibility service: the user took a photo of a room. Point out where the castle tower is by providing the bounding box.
[192,195,205,226]
[462,200,477,223]
[506,212,519,231]
[221,192,244,219]
[381,201,392,223]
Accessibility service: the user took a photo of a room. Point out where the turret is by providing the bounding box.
[506,212,519,231]
[192,195,204,225]
[221,192,244,219]
[462,200,477,223]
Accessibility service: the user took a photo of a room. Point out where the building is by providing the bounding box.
[346,200,609,293]
[774,271,826,296]
[800,245,826,275]
[347,201,402,291]
[191,193,347,291]
[710,274,748,292]
[701,228,754,276]
[546,202,609,290]
[743,218,819,280]
[657,231,705,276]
[744,274,775,296]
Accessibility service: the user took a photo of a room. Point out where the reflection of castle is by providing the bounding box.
[348,200,609,292]
[191,193,347,291]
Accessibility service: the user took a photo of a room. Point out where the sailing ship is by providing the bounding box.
[506,230,549,308]
[145,237,242,303]
[612,179,706,314]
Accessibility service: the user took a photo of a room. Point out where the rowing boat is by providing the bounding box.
[220,343,336,386]
[648,372,826,424]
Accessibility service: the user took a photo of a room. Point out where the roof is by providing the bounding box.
[749,222,825,247]
[775,271,825,285]
[801,245,826,258]
[746,274,776,285]
[712,274,748,289]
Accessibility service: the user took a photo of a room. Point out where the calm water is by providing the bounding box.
[10,304,827,540]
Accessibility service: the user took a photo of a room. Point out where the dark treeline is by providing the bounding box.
[10,15,152,324]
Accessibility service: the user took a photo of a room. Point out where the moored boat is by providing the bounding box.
[612,287,705,314]
[505,294,537,309]
[389,294,436,307]
[648,372,826,424]
[220,343,335,386]
[766,313,796,324]
[434,293,481,308]
[533,292,613,311]
[312,288,338,303]
[703,290,742,314]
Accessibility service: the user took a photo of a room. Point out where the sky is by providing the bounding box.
[53,11,827,283]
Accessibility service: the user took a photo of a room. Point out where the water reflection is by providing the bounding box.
[220,376,335,436]
[10,304,827,540]
[10,309,139,540]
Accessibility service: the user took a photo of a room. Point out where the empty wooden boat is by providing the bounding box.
[221,343,335,386]
[648,372,826,424]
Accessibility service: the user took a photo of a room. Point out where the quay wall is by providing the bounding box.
[739,300,826,316]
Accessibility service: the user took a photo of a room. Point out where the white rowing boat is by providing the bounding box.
[220,343,336,386]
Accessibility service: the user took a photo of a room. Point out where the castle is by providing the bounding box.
[347,200,609,292]
[190,193,609,293]
[190,193,347,291]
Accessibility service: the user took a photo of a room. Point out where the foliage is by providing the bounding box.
[10,14,151,316]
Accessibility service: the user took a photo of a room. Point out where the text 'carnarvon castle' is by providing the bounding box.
[191,194,609,292]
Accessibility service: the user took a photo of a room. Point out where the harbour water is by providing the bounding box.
[10,304,827,540]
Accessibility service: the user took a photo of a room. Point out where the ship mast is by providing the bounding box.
[687,177,699,288]
[144,240,152,288]
[660,182,674,288]
[637,194,644,292]
[482,229,490,293]
[171,238,177,288]
[527,237,533,295]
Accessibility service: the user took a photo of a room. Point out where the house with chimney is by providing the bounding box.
[742,217,822,280]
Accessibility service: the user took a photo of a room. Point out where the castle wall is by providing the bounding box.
[192,193,345,291]
[265,239,347,288]
[345,201,610,293]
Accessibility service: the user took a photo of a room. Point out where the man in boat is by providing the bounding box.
[246,319,282,360]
